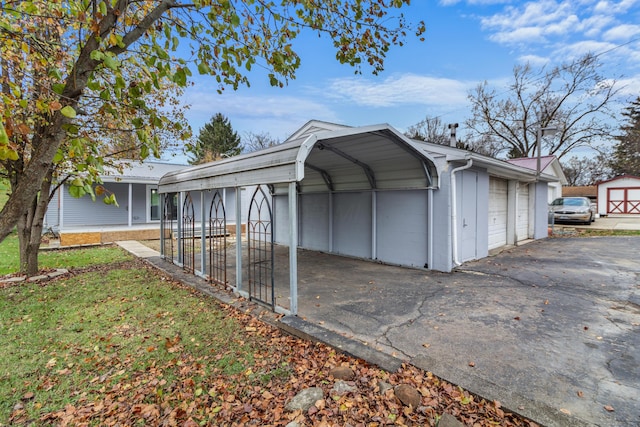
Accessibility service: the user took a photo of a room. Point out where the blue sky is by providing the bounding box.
[176,0,640,156]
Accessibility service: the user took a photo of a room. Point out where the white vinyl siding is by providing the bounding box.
[376,190,428,268]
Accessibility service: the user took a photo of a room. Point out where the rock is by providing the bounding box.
[1,276,26,283]
[329,366,354,380]
[285,422,302,427]
[27,275,48,282]
[48,269,68,278]
[394,384,421,409]
[285,387,323,412]
[437,412,464,427]
[377,380,393,395]
[331,380,356,395]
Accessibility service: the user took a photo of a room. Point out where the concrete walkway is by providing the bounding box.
[115,240,161,258]
[552,215,640,231]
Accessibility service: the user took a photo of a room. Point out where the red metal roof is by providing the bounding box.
[506,156,555,171]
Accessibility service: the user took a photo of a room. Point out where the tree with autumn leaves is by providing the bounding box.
[0,0,425,275]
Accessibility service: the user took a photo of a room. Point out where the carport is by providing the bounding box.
[157,124,440,315]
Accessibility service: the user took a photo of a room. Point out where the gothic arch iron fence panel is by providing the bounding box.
[247,185,274,310]
[162,193,176,262]
[208,190,227,286]
[182,192,195,273]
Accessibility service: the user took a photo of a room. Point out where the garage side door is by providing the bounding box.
[517,183,530,241]
[488,177,507,250]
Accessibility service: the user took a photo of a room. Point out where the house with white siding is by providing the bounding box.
[157,121,563,315]
[45,161,188,245]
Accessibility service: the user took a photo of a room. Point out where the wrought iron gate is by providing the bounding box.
[162,193,176,262]
[208,190,227,286]
[247,185,274,309]
[182,192,195,273]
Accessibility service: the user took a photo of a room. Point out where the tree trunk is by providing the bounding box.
[17,167,53,276]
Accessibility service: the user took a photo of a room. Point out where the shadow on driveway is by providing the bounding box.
[293,237,640,427]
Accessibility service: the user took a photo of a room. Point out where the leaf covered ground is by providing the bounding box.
[1,256,538,426]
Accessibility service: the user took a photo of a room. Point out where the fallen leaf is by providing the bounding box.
[604,405,614,412]
[577,391,584,398]
[422,343,430,348]
[513,316,521,321]
[468,361,475,367]
[560,408,571,415]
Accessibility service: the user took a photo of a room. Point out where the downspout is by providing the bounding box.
[427,188,433,270]
[451,158,473,267]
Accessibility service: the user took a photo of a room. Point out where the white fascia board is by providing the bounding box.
[295,134,318,182]
[100,177,159,184]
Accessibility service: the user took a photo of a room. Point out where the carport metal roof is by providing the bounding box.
[158,124,439,193]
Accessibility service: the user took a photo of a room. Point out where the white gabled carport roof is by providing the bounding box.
[158,124,439,194]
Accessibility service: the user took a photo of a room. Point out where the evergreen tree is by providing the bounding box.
[611,97,640,176]
[187,114,243,164]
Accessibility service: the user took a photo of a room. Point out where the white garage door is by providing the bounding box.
[488,177,508,250]
[517,183,530,242]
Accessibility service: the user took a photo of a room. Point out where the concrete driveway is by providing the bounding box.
[290,237,640,426]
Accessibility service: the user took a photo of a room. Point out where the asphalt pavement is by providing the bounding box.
[285,236,640,427]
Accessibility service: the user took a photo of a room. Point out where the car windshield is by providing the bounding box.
[552,198,588,207]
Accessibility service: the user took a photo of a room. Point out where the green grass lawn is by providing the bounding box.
[0,233,132,276]
[0,258,274,424]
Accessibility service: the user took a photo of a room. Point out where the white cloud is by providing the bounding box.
[479,0,640,49]
[577,14,615,37]
[181,88,339,139]
[616,75,640,97]
[481,0,575,34]
[594,0,639,15]
[489,26,544,44]
[325,74,472,108]
[603,24,640,41]
[518,54,551,66]
[475,0,640,77]
[553,40,618,59]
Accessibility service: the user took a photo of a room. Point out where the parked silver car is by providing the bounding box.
[549,197,596,225]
